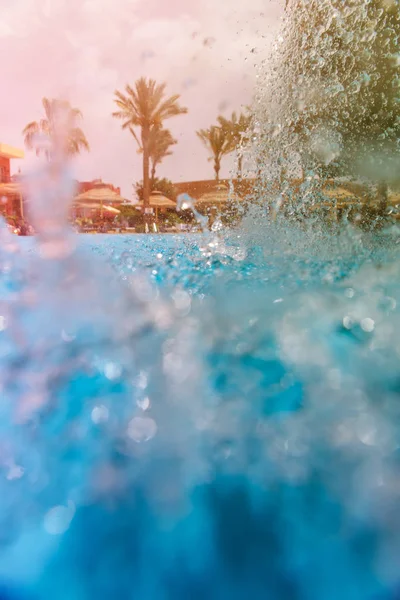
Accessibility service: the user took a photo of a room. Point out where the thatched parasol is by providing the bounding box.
[136,191,176,221]
[74,186,128,218]
[322,187,358,202]
[73,202,120,214]
[388,191,400,205]
[196,188,239,207]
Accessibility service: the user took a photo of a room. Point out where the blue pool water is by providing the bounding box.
[1,227,400,599]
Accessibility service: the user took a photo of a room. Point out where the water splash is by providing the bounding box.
[0,216,399,598]
[176,192,209,232]
[1,1,400,598]
[252,0,400,218]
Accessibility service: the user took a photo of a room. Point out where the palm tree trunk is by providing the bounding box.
[142,125,151,233]
[19,191,24,218]
[150,161,156,186]
[377,181,388,216]
[142,125,151,209]
[214,157,220,181]
[238,155,243,179]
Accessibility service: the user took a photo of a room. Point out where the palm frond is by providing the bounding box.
[129,126,142,149]
[22,121,40,135]
[23,97,89,156]
[22,121,41,149]
[112,78,187,188]
[196,126,232,161]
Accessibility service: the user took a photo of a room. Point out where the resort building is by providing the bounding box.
[0,143,24,217]
[0,143,24,183]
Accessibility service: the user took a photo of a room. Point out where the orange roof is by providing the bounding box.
[0,144,24,159]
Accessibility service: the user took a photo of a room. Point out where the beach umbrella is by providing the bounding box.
[196,185,239,207]
[74,187,128,218]
[142,190,177,208]
[136,191,176,221]
[73,202,120,214]
[321,187,359,219]
[388,191,400,205]
[322,187,358,201]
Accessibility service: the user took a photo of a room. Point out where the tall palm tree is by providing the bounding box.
[218,111,252,177]
[131,125,177,185]
[149,127,177,184]
[22,97,90,159]
[196,126,232,181]
[112,78,187,208]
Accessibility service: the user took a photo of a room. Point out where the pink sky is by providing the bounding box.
[0,0,283,198]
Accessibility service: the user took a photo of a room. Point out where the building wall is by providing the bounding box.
[0,156,10,182]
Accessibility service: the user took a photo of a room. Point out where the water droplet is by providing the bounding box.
[343,316,353,329]
[6,465,24,481]
[380,296,396,312]
[91,405,109,424]
[121,251,133,269]
[38,238,76,260]
[128,416,157,443]
[172,290,191,312]
[361,318,375,333]
[104,362,122,380]
[356,415,377,446]
[136,371,148,390]
[61,329,76,342]
[44,502,75,535]
[137,396,150,411]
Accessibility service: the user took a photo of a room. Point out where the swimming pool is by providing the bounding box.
[1,225,400,599]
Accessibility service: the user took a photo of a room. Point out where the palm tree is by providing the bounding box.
[218,111,252,177]
[149,127,177,184]
[22,97,89,159]
[112,78,187,208]
[131,125,177,184]
[196,126,232,181]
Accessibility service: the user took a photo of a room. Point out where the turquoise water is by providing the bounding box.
[1,227,400,599]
